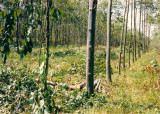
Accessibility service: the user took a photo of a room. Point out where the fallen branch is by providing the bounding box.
[82,79,101,91]
[35,79,56,86]
[35,78,101,91]
[95,79,101,91]
[79,82,86,90]
[35,79,77,90]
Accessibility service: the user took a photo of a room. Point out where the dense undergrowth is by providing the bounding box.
[0,39,160,113]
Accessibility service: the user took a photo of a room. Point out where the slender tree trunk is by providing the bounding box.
[118,0,127,75]
[31,0,34,43]
[147,23,151,50]
[143,1,146,53]
[112,24,114,47]
[134,0,137,61]
[59,19,61,46]
[50,22,53,45]
[129,0,133,67]
[131,0,135,63]
[86,0,97,94]
[106,0,112,82]
[0,0,4,51]
[123,0,129,69]
[67,19,70,47]
[45,0,50,90]
[55,22,58,47]
[59,18,63,46]
[138,0,142,58]
[146,8,148,51]
[142,6,144,54]
[62,20,65,45]
[16,1,20,53]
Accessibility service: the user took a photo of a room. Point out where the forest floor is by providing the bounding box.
[0,39,160,113]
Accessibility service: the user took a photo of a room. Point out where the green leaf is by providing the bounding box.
[16,9,21,17]
[58,10,64,16]
[0,26,3,34]
[0,11,2,17]
[8,38,11,44]
[4,11,7,17]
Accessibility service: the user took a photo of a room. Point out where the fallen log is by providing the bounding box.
[35,79,57,86]
[82,79,101,91]
[35,78,101,91]
[79,82,86,90]
[35,79,77,90]
[58,83,77,90]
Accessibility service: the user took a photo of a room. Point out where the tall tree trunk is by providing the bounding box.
[55,22,58,47]
[129,0,133,67]
[147,23,151,50]
[86,0,97,94]
[138,0,142,58]
[146,7,148,51]
[0,0,4,51]
[58,19,61,46]
[134,0,137,61]
[118,0,127,75]
[142,5,144,54]
[143,1,146,53]
[131,0,135,63]
[50,22,53,45]
[106,0,112,82]
[45,0,50,90]
[16,0,20,53]
[123,0,129,69]
[67,19,70,47]
[62,19,65,45]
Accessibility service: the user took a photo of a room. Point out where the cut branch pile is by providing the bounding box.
[35,79,101,91]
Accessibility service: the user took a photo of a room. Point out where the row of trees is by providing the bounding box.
[118,0,156,75]
[0,0,123,95]
[0,0,159,95]
[0,0,124,49]
[86,0,159,94]
[1,0,160,113]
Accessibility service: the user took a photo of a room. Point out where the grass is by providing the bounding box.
[0,40,160,113]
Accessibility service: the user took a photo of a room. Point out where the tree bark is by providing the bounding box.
[55,22,58,47]
[143,1,146,54]
[118,0,127,75]
[134,0,137,61]
[45,0,50,90]
[106,0,112,82]
[138,0,142,58]
[86,0,97,94]
[16,1,20,53]
[123,0,129,69]
[147,23,151,50]
[142,5,144,54]
[129,0,133,67]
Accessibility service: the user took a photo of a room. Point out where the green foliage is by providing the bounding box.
[0,67,38,113]
[54,50,77,57]
[39,47,48,85]
[29,86,57,113]
[0,44,160,113]
[50,8,65,21]
[20,3,35,59]
[21,38,33,59]
[0,66,57,113]
[2,10,16,64]
[54,89,107,112]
